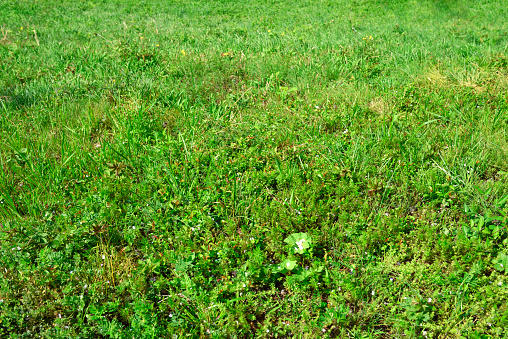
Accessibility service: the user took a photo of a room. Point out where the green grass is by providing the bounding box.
[1,0,508,337]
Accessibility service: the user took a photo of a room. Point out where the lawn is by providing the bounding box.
[1,0,508,337]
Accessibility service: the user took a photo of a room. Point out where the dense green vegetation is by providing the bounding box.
[1,0,508,337]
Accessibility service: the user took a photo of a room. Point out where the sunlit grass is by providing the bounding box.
[1,0,508,337]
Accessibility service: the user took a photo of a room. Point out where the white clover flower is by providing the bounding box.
[295,239,306,251]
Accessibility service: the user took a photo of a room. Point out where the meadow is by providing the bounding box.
[1,0,508,337]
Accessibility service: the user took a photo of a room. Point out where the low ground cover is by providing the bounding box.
[1,0,508,337]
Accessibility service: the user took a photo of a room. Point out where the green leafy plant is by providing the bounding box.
[272,258,297,273]
[422,183,457,208]
[400,295,434,326]
[492,252,508,274]
[462,192,508,242]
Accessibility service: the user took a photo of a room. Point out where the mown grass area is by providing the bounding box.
[1,0,508,337]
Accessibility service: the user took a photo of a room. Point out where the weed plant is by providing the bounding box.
[1,0,508,337]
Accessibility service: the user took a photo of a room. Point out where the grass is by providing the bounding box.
[1,0,508,337]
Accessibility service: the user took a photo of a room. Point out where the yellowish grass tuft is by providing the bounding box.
[87,241,137,288]
[368,97,390,116]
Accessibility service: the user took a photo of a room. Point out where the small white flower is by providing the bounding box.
[132,226,136,230]
[371,290,375,296]
[286,262,291,268]
[427,298,432,303]
[169,313,173,318]
[295,239,306,251]
[17,246,21,250]
[266,329,269,333]
[322,328,326,332]
[501,264,504,268]
[102,255,105,260]
[423,330,427,337]
[498,281,503,286]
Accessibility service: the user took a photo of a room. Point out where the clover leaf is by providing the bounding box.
[272,259,297,273]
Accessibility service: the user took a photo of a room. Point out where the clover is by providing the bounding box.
[284,232,312,254]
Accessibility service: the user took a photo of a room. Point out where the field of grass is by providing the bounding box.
[1,0,508,337]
